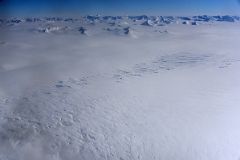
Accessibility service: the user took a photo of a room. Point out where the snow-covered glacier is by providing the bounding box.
[1,15,240,160]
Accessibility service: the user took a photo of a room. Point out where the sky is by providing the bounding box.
[0,0,240,16]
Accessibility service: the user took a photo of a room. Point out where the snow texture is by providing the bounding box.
[1,15,240,160]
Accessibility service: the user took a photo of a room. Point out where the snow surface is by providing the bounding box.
[1,15,240,160]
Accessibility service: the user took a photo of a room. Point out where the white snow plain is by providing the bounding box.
[1,16,240,160]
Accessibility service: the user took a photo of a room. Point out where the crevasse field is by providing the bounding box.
[1,15,240,160]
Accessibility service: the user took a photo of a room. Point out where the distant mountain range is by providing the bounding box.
[1,15,239,24]
[1,15,239,36]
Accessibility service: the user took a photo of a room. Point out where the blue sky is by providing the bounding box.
[0,0,240,16]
